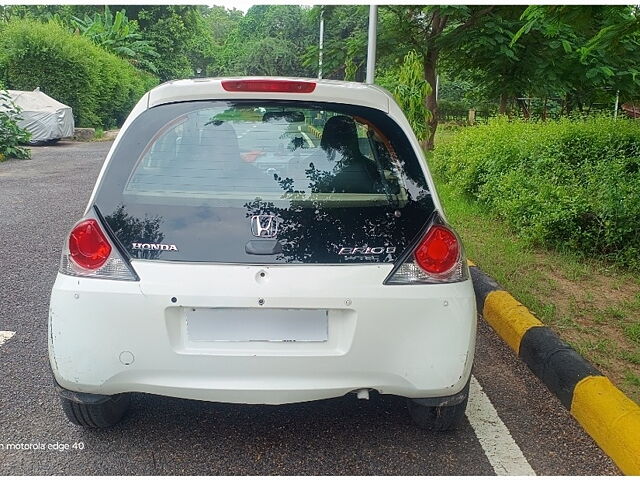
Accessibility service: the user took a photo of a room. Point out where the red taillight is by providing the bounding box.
[221,79,316,93]
[414,225,459,274]
[68,219,112,270]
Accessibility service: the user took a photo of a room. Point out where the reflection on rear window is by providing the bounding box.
[126,104,407,206]
[96,100,434,264]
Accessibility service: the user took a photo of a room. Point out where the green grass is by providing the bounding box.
[625,323,640,344]
[624,371,640,388]
[621,350,640,365]
[93,128,105,140]
[433,179,553,322]
[429,128,640,404]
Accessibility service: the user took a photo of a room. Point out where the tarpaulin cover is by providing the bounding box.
[1,89,74,142]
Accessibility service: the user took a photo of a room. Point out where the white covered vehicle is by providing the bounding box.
[49,77,477,429]
[4,89,74,144]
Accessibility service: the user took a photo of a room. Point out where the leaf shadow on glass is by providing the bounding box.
[105,205,165,259]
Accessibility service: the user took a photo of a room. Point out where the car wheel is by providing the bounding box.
[60,393,130,428]
[406,379,470,431]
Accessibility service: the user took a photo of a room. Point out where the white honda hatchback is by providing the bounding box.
[49,77,476,429]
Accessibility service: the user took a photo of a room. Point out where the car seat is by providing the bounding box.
[318,115,381,193]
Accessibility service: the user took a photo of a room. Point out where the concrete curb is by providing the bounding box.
[307,125,322,139]
[469,263,640,475]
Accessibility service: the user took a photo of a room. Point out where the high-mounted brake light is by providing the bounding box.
[384,218,467,285]
[221,79,316,93]
[68,219,112,270]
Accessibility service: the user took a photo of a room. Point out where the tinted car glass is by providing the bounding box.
[95,101,435,264]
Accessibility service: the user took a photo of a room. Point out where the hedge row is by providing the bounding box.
[0,19,158,128]
[431,117,640,270]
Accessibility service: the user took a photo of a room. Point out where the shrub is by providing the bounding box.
[0,84,31,160]
[0,19,158,128]
[431,116,640,270]
[377,51,432,141]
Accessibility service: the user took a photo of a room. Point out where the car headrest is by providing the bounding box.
[320,115,360,154]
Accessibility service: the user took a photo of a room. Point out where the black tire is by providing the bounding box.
[407,381,470,431]
[60,393,130,428]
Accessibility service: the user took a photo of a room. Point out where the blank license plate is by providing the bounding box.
[186,308,328,342]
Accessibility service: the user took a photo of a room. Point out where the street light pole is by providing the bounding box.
[318,7,324,79]
[365,5,377,84]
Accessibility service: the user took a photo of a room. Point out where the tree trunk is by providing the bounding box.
[423,48,439,151]
[517,97,530,119]
[586,101,593,115]
[499,93,509,115]
[564,95,572,116]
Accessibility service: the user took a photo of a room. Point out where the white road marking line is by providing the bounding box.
[0,331,16,347]
[301,132,314,147]
[467,375,536,476]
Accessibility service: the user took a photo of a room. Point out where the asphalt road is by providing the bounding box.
[0,141,619,475]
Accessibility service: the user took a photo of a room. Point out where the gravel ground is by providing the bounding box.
[0,141,619,475]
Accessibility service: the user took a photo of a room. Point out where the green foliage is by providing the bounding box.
[439,7,528,109]
[626,322,640,344]
[378,51,432,140]
[436,76,497,121]
[94,128,105,140]
[126,6,218,81]
[3,4,638,136]
[511,6,640,105]
[70,6,159,74]
[0,5,97,24]
[625,371,640,388]
[431,117,640,270]
[302,5,369,80]
[0,19,158,128]
[2,5,218,82]
[0,84,31,159]
[234,37,304,76]
[215,5,314,78]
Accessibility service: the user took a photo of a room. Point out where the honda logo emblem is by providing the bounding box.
[250,215,278,238]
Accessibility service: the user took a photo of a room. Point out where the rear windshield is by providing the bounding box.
[95,100,435,264]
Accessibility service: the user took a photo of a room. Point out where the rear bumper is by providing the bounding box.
[49,263,476,405]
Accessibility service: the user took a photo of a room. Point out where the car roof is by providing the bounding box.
[146,77,392,112]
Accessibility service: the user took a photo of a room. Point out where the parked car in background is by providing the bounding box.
[2,89,74,145]
[48,77,476,429]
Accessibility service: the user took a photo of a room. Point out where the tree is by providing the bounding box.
[202,6,243,76]
[71,6,159,74]
[383,6,502,148]
[234,38,303,76]
[214,5,315,78]
[0,5,96,24]
[378,51,432,142]
[115,6,215,81]
[438,7,524,116]
[512,6,640,111]
[302,6,370,81]
[306,6,500,147]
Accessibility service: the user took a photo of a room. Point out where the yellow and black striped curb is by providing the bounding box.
[469,264,640,475]
[307,125,322,139]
